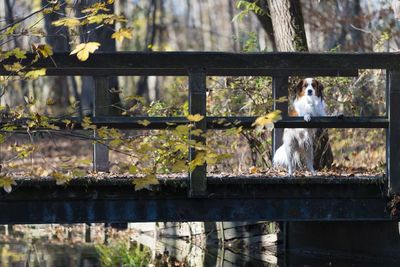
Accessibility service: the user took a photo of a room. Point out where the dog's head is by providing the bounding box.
[295,78,324,99]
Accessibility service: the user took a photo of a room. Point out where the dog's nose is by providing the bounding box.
[307,89,313,95]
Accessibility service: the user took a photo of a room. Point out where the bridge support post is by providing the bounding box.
[272,76,288,155]
[285,221,400,263]
[93,76,110,172]
[388,70,400,194]
[188,68,207,197]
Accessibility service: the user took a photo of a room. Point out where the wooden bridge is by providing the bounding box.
[0,52,398,224]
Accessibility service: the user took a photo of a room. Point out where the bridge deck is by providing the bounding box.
[0,175,389,224]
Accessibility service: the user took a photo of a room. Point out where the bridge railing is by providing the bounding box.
[0,52,395,198]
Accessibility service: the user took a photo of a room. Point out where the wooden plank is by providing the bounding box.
[93,76,110,172]
[1,52,400,73]
[388,70,400,194]
[188,69,207,197]
[272,76,288,155]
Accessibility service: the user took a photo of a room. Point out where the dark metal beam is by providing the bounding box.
[0,176,390,223]
[4,52,398,76]
[0,68,359,77]
[388,70,400,194]
[0,198,390,224]
[0,116,389,130]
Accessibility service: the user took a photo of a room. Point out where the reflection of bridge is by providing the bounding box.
[1,52,400,260]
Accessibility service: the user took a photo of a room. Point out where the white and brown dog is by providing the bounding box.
[273,78,327,176]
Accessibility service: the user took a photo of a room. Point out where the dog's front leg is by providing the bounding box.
[305,147,316,176]
[303,113,311,122]
[286,145,295,176]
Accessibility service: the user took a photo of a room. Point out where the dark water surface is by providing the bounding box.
[0,225,399,267]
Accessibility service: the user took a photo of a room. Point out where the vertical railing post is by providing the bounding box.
[272,76,288,155]
[188,68,207,197]
[387,70,400,195]
[93,76,110,172]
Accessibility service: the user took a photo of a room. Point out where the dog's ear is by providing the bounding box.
[316,79,324,91]
[315,79,324,98]
[295,80,304,94]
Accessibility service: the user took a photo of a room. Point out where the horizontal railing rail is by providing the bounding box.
[0,52,399,74]
[0,116,389,130]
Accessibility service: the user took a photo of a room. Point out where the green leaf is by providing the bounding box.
[128,165,137,174]
[138,119,151,126]
[132,175,159,191]
[24,68,46,80]
[52,17,80,28]
[72,169,86,177]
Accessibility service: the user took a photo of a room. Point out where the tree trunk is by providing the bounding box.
[267,0,333,169]
[137,0,158,101]
[78,0,120,116]
[228,0,240,51]
[267,0,308,52]
[42,0,71,112]
[251,0,277,51]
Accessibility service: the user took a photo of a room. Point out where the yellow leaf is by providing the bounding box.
[32,44,53,58]
[24,68,46,80]
[138,119,151,126]
[189,151,206,171]
[70,42,100,61]
[0,176,16,193]
[128,165,137,174]
[252,110,282,130]
[6,48,27,59]
[4,62,23,72]
[52,17,80,27]
[249,166,260,174]
[171,160,187,172]
[62,119,71,126]
[268,110,283,121]
[46,97,56,105]
[205,152,218,165]
[132,175,159,191]
[82,116,96,130]
[175,125,190,135]
[187,114,204,122]
[51,171,72,185]
[174,143,188,152]
[81,2,109,14]
[190,129,203,136]
[4,23,19,35]
[72,169,86,177]
[85,14,109,24]
[111,28,133,42]
[13,143,35,158]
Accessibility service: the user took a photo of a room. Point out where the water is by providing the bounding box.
[0,224,399,267]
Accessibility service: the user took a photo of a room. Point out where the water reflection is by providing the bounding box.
[0,223,277,267]
[0,224,398,267]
